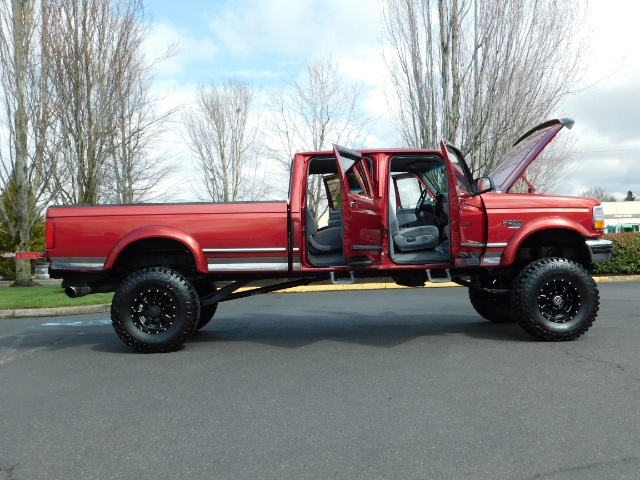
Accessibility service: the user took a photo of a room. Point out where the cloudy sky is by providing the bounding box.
[147,0,640,200]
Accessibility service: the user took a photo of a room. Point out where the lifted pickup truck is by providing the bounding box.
[44,118,612,352]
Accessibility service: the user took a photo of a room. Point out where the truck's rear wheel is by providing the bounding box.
[468,288,515,323]
[193,281,218,330]
[513,258,599,341]
[111,267,200,353]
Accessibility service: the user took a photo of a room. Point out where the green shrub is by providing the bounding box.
[0,221,45,280]
[594,233,640,275]
[0,180,47,280]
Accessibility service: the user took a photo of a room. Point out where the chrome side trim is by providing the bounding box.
[203,247,287,253]
[207,257,288,272]
[461,241,486,248]
[482,256,502,266]
[208,263,288,272]
[486,243,508,248]
[50,257,106,271]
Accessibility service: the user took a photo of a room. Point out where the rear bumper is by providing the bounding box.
[586,239,613,264]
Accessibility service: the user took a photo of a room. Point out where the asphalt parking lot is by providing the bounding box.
[1,282,639,480]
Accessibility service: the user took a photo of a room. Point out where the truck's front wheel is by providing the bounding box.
[513,258,599,341]
[111,267,200,353]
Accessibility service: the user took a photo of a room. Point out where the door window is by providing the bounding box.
[335,146,374,198]
[394,175,424,209]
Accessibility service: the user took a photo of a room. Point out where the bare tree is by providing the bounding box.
[265,57,370,219]
[381,0,587,186]
[581,187,617,202]
[105,26,177,204]
[0,0,174,283]
[0,0,55,285]
[47,0,173,205]
[105,86,177,204]
[182,80,266,202]
[46,0,116,204]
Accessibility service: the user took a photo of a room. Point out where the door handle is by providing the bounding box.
[349,201,358,208]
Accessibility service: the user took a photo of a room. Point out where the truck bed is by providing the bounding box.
[47,202,290,274]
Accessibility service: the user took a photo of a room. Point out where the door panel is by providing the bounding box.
[439,140,461,260]
[333,145,382,264]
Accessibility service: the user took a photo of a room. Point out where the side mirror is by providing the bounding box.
[474,176,495,194]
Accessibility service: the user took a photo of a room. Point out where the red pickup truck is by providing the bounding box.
[44,118,612,352]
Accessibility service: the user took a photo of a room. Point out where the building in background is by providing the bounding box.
[601,202,640,233]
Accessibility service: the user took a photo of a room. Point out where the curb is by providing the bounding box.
[591,275,640,282]
[278,281,458,293]
[0,275,638,319]
[0,303,111,319]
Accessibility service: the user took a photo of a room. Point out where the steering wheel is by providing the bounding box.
[415,189,430,216]
[434,192,447,223]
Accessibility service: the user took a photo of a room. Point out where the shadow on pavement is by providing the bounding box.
[1,312,532,357]
[188,312,532,350]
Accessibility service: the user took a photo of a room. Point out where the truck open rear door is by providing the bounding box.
[332,144,383,265]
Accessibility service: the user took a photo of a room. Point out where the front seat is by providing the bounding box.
[306,209,343,253]
[392,225,440,252]
[388,180,440,252]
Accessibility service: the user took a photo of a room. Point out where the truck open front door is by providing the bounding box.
[439,140,462,261]
[332,144,383,266]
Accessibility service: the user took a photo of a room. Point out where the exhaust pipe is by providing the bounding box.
[65,286,93,298]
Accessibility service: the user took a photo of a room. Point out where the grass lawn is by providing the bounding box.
[0,285,113,310]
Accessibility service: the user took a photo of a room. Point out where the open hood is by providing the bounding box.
[488,118,574,193]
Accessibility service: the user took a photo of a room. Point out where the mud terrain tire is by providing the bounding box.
[111,267,200,353]
[513,258,599,341]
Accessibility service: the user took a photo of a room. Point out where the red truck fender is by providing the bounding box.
[500,216,592,266]
[103,226,209,273]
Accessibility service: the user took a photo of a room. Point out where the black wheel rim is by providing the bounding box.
[537,278,581,323]
[131,288,177,334]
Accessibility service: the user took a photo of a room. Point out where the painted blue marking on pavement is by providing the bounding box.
[30,319,111,328]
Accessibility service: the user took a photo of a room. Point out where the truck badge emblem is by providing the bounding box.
[502,220,522,229]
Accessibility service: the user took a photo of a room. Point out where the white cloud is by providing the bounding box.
[207,0,381,60]
[558,0,640,198]
[230,69,284,79]
[560,73,640,197]
[144,22,218,78]
[563,121,640,197]
[564,75,640,143]
[581,0,640,84]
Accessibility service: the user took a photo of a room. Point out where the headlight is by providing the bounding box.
[593,205,605,231]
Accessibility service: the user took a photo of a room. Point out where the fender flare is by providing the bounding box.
[103,226,209,273]
[501,217,590,266]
